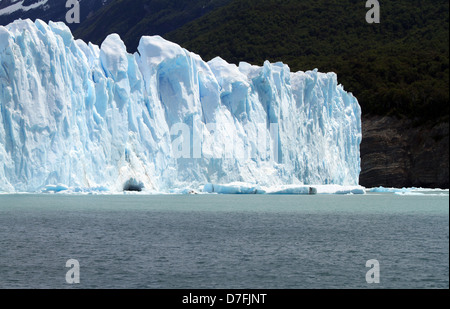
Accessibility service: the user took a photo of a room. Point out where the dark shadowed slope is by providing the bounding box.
[166,0,449,123]
[0,0,113,31]
[74,0,231,53]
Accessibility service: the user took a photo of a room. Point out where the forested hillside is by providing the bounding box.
[74,0,231,54]
[166,0,449,123]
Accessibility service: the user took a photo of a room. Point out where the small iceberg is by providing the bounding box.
[203,183,265,194]
[369,186,449,196]
[203,183,365,195]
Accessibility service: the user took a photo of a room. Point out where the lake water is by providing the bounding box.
[0,193,448,289]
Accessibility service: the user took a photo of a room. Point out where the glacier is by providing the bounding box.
[0,19,362,193]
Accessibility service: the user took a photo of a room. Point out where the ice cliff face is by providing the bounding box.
[0,19,362,192]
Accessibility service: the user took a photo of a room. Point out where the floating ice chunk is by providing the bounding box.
[266,185,365,195]
[203,183,263,194]
[369,187,411,193]
[267,186,317,195]
[370,187,449,196]
[313,185,366,195]
[203,183,365,195]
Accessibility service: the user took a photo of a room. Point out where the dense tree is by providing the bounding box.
[75,0,449,124]
[165,0,449,123]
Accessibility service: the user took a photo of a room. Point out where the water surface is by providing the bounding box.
[0,194,448,289]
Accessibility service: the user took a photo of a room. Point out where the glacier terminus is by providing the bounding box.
[0,19,362,194]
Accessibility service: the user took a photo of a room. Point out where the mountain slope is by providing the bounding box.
[74,0,231,53]
[165,0,449,123]
[0,0,113,30]
[0,0,49,16]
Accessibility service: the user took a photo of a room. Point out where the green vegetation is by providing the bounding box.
[74,0,231,53]
[165,0,449,123]
[74,0,449,123]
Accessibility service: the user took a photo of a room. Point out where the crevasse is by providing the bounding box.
[0,19,362,193]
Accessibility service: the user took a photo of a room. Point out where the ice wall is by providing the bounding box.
[0,19,362,192]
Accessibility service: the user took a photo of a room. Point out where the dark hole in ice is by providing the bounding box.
[123,178,144,192]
